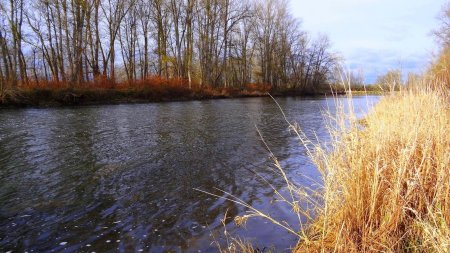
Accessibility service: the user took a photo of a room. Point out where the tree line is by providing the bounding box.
[0,0,337,93]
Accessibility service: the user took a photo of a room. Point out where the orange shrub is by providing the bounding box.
[245,83,272,93]
[19,80,69,90]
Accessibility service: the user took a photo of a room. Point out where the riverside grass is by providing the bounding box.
[213,77,449,252]
[296,82,450,252]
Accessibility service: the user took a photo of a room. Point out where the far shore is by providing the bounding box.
[0,87,381,108]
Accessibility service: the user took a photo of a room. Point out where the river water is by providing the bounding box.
[0,96,380,252]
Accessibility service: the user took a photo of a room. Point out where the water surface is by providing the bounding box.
[0,96,380,252]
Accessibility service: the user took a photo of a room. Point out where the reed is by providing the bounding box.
[296,79,449,252]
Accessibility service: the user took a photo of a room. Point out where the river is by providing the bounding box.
[0,96,380,252]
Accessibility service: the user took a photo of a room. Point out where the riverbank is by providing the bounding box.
[348,90,385,95]
[0,88,259,107]
[0,86,348,108]
[293,81,449,252]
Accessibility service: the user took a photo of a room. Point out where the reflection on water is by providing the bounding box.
[0,96,379,252]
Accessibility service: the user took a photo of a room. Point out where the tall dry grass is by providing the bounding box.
[296,81,449,252]
[428,48,450,89]
[292,52,449,252]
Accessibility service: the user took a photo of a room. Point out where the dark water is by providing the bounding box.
[0,96,379,252]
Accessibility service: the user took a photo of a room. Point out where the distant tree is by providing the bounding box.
[101,0,135,82]
[433,2,450,49]
[430,3,450,86]
[406,72,420,84]
[349,69,365,87]
[0,0,27,88]
[375,69,402,91]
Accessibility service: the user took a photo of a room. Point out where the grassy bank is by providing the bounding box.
[292,49,450,252]
[347,90,386,96]
[294,82,449,252]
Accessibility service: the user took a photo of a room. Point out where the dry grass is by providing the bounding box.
[296,81,450,252]
[428,48,450,88]
[291,53,449,252]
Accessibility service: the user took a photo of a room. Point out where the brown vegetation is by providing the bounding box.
[295,82,449,252]
[0,77,279,106]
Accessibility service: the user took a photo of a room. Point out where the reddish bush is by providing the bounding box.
[90,75,114,89]
[20,80,69,90]
[13,76,272,103]
[245,83,272,93]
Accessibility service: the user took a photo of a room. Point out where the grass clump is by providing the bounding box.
[295,81,449,252]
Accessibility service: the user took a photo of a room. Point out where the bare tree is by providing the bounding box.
[101,0,135,82]
[0,0,338,93]
[433,2,450,49]
[0,0,27,87]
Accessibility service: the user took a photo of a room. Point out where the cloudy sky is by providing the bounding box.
[290,0,446,83]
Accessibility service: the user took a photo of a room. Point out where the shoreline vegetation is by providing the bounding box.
[294,80,449,252]
[0,88,326,108]
[0,79,383,108]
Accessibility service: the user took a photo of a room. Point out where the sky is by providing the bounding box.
[290,0,447,83]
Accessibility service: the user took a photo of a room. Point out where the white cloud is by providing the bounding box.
[290,0,445,82]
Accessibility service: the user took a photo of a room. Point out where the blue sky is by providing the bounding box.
[290,0,446,83]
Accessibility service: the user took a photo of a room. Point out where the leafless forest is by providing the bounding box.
[0,0,337,94]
